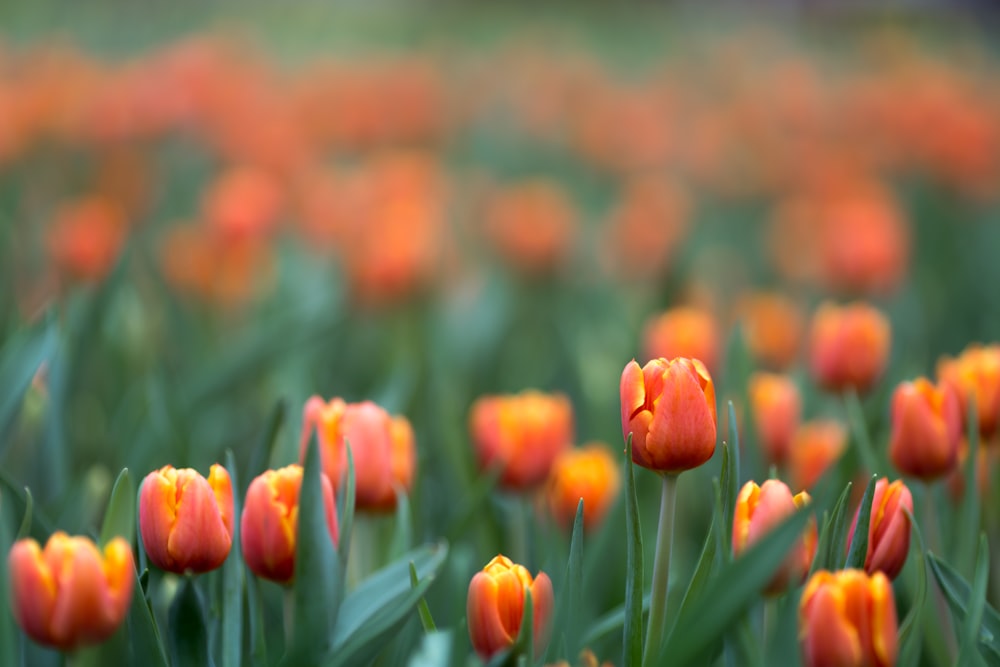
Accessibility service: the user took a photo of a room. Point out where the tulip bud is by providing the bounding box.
[642,307,720,373]
[240,465,339,584]
[8,532,134,650]
[748,373,802,467]
[732,480,816,595]
[620,357,717,474]
[937,343,1000,440]
[546,444,621,531]
[809,301,891,393]
[736,291,804,371]
[800,569,898,667]
[467,554,554,661]
[889,378,961,481]
[139,464,234,574]
[470,391,574,490]
[848,478,912,580]
[788,420,848,491]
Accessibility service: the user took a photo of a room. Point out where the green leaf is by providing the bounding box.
[247,399,286,483]
[958,534,990,667]
[671,514,719,630]
[955,397,982,578]
[818,481,853,573]
[582,594,652,646]
[927,550,1000,662]
[622,437,643,667]
[168,577,214,667]
[0,312,57,446]
[445,464,502,544]
[660,506,812,665]
[547,499,584,663]
[0,471,51,542]
[246,573,268,667]
[898,508,928,667]
[517,587,535,662]
[0,492,19,667]
[15,487,32,540]
[100,469,135,547]
[338,441,356,564]
[845,475,877,570]
[844,387,880,475]
[409,561,436,633]
[725,402,741,526]
[221,451,243,667]
[390,487,413,560]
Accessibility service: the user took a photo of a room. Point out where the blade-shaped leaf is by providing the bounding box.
[100,468,135,547]
[247,399,286,485]
[844,387,879,474]
[246,573,268,667]
[725,402,741,523]
[581,594,651,646]
[338,442,356,564]
[0,470,52,542]
[671,514,718,629]
[845,475,877,570]
[622,437,643,667]
[16,487,32,540]
[169,577,213,667]
[409,561,436,633]
[0,312,57,447]
[927,550,1000,661]
[898,508,928,667]
[955,397,982,578]
[957,534,989,667]
[0,493,19,667]
[221,451,243,667]
[546,499,584,663]
[814,481,853,574]
[390,488,413,560]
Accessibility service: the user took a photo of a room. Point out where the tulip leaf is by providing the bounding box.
[445,463,502,544]
[409,561,437,632]
[247,399,286,483]
[958,534,990,667]
[246,573,268,667]
[338,441,356,564]
[844,387,880,475]
[0,311,57,447]
[281,435,344,666]
[15,487,32,540]
[844,475,877,570]
[221,451,243,667]
[810,481,852,574]
[898,508,928,667]
[955,397,982,578]
[546,499,584,663]
[622,437,644,667]
[715,451,733,559]
[390,487,413,560]
[168,577,214,667]
[659,506,812,665]
[926,550,1000,662]
[671,513,719,631]
[0,472,51,542]
[100,468,135,547]
[725,402,741,522]
[407,630,452,667]
[581,594,652,646]
[0,492,19,667]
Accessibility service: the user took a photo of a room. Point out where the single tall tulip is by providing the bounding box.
[800,569,898,667]
[889,378,961,481]
[809,301,891,393]
[467,554,553,661]
[8,532,134,650]
[546,443,621,531]
[848,478,912,580]
[139,464,234,574]
[748,373,802,467]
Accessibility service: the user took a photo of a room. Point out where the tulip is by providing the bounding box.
[809,301,891,393]
[799,569,898,667]
[139,464,234,574]
[467,554,554,661]
[848,478,912,580]
[469,391,574,490]
[301,397,416,512]
[241,464,339,584]
[748,373,802,467]
[937,343,1000,440]
[788,420,848,491]
[8,532,134,650]
[546,443,621,531]
[642,307,720,373]
[732,480,817,595]
[889,378,961,481]
[483,179,578,276]
[620,357,717,474]
[736,291,804,371]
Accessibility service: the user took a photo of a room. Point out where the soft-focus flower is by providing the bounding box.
[620,357,717,474]
[139,464,234,574]
[809,301,891,393]
[788,420,848,491]
[469,391,574,490]
[937,343,1000,440]
[546,444,621,531]
[946,439,993,502]
[201,165,284,241]
[748,373,802,466]
[467,554,554,661]
[889,378,961,481]
[46,196,127,283]
[848,478,912,580]
[241,464,338,584]
[8,532,133,650]
[300,397,416,512]
[732,480,816,595]
[735,291,805,371]
[642,307,720,373]
[800,569,898,667]
[483,179,578,276]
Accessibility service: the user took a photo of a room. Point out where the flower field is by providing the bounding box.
[1,6,1000,666]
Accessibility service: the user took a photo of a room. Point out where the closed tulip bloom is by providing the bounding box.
[467,554,554,661]
[546,443,621,530]
[809,302,891,393]
[937,343,1000,440]
[732,480,817,595]
[789,420,848,491]
[736,291,804,371]
[620,357,716,474]
[8,532,134,650]
[889,378,961,481]
[848,478,912,580]
[748,373,802,466]
[470,391,574,490]
[139,464,234,574]
[241,465,338,584]
[800,569,898,667]
[642,307,720,373]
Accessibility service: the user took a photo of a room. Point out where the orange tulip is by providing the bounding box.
[642,307,720,373]
[46,196,127,283]
[937,343,1000,440]
[809,301,891,393]
[800,569,898,667]
[788,420,848,491]
[139,464,234,574]
[300,397,416,512]
[732,480,816,595]
[748,373,802,466]
[736,291,804,370]
[469,391,574,490]
[620,357,717,474]
[546,444,621,531]
[240,464,339,584]
[848,478,912,581]
[889,378,961,481]
[8,532,133,650]
[467,554,554,661]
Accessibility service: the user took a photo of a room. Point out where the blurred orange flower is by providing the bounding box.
[642,307,720,374]
[546,443,621,531]
[809,301,891,393]
[788,420,847,491]
[483,179,578,276]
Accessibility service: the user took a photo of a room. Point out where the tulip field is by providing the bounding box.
[3,6,1000,667]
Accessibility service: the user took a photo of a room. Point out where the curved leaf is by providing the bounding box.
[100,468,135,547]
[622,437,643,667]
[845,475,877,570]
[169,577,213,667]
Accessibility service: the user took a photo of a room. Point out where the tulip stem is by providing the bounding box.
[643,474,679,666]
[844,388,879,475]
[283,588,294,648]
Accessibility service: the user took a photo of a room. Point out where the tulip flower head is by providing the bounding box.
[467,554,554,661]
[809,301,891,393]
[937,343,1000,441]
[889,378,961,481]
[8,532,134,651]
[736,291,804,371]
[139,464,234,574]
[546,443,621,531]
[620,357,717,474]
[642,307,720,373]
[800,569,898,667]
[748,372,802,467]
[789,420,848,491]
[848,478,912,580]
[241,464,339,584]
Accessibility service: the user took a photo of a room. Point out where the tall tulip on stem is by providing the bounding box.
[620,357,717,664]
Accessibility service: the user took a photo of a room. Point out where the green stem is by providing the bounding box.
[283,587,294,649]
[509,494,531,566]
[643,474,679,666]
[923,485,957,661]
[844,388,879,475]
